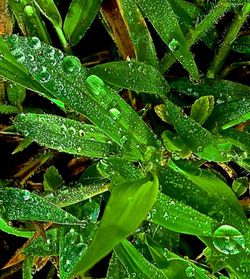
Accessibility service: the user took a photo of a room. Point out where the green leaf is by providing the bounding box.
[232,177,248,198]
[45,182,108,208]
[150,192,217,236]
[146,237,210,279]
[22,256,34,279]
[12,136,33,154]
[165,100,234,162]
[23,228,59,256]
[232,35,250,53]
[135,0,200,80]
[89,61,169,96]
[34,0,62,27]
[119,0,159,68]
[63,0,102,46]
[114,240,167,279]
[190,96,214,125]
[70,175,159,276]
[59,201,99,277]
[3,36,157,160]
[43,166,64,191]
[0,187,81,224]
[170,77,250,102]
[0,104,20,114]
[154,104,172,124]
[6,82,26,106]
[8,0,51,43]
[106,252,129,279]
[206,99,250,129]
[14,113,120,158]
[0,216,34,238]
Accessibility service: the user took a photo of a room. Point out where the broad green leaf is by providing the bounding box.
[14,113,120,158]
[170,77,250,101]
[232,35,250,53]
[23,228,59,256]
[3,36,157,160]
[63,0,102,46]
[114,240,167,279]
[22,256,34,279]
[154,104,172,124]
[165,100,234,162]
[206,99,250,129]
[45,182,108,208]
[89,61,169,96]
[118,0,159,68]
[146,237,210,279]
[70,176,159,276]
[59,201,99,278]
[33,0,62,27]
[43,166,63,191]
[161,130,185,152]
[0,216,34,238]
[190,96,214,125]
[6,82,26,106]
[135,0,200,80]
[0,187,81,224]
[8,0,50,43]
[150,192,217,236]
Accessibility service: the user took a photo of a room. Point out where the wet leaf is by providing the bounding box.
[89,60,169,96]
[232,34,250,53]
[232,177,248,198]
[43,166,64,191]
[64,0,102,46]
[14,113,120,158]
[0,187,81,224]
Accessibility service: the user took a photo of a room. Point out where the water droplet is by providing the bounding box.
[109,108,121,120]
[63,259,72,273]
[23,190,31,201]
[27,54,35,62]
[24,5,34,17]
[86,75,106,96]
[212,225,245,255]
[62,56,81,74]
[30,37,41,50]
[37,66,50,83]
[79,129,85,136]
[69,126,76,135]
[185,266,196,277]
[168,38,180,51]
[120,135,127,145]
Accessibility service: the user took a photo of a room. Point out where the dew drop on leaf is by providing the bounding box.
[185,266,196,277]
[62,56,81,73]
[86,75,106,96]
[23,190,31,201]
[212,225,245,255]
[109,108,121,120]
[30,37,41,50]
[37,66,50,83]
[168,38,180,51]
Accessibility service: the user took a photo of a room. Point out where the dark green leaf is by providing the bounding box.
[43,166,64,191]
[232,35,250,53]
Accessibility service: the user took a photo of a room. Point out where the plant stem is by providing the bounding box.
[206,4,250,78]
[55,25,72,54]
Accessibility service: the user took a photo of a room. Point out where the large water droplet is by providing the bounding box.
[62,56,81,74]
[185,266,196,277]
[63,259,72,273]
[30,37,41,50]
[109,108,121,120]
[24,5,34,17]
[23,190,31,201]
[168,38,180,51]
[86,75,106,96]
[212,225,245,255]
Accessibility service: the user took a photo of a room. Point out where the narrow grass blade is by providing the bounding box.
[63,0,102,46]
